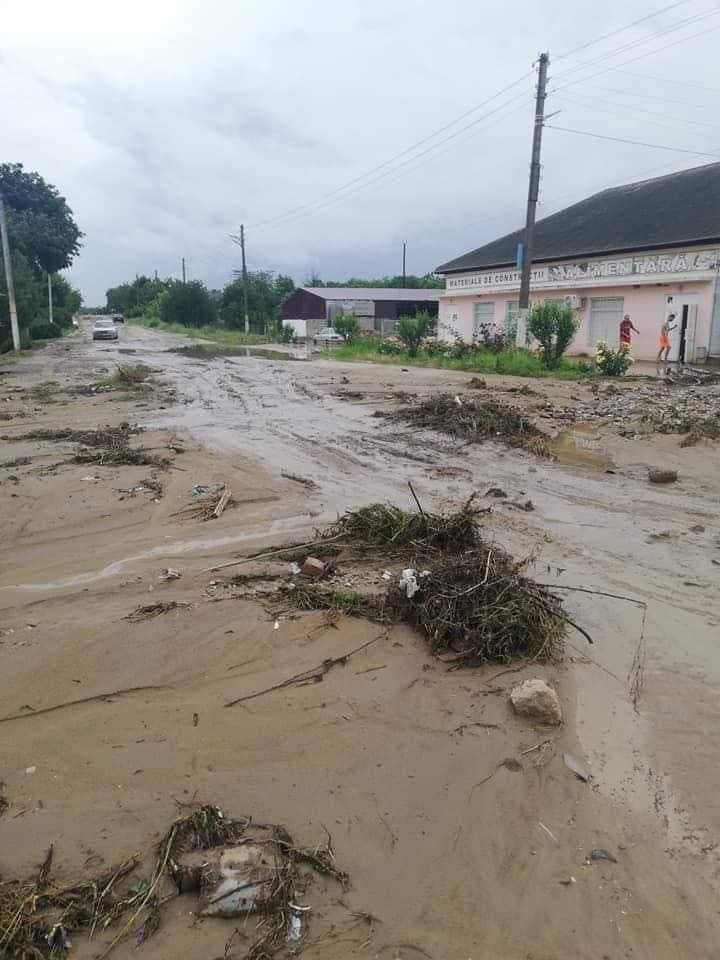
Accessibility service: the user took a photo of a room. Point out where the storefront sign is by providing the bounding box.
[445,249,720,293]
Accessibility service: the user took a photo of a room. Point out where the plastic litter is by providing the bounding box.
[159,568,181,581]
[589,848,618,863]
[563,752,591,783]
[191,484,210,497]
[287,903,310,942]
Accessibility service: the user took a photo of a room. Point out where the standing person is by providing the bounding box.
[656,313,677,363]
[619,313,639,349]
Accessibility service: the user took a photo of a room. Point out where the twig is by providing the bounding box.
[225,637,380,707]
[0,685,172,724]
[521,738,555,756]
[407,481,426,519]
[206,534,344,572]
[533,583,647,607]
[355,664,387,676]
[212,486,232,518]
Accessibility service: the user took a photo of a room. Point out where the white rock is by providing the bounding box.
[510,678,562,725]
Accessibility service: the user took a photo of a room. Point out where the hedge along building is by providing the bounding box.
[436,162,720,363]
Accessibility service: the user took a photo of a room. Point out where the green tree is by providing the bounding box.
[320,274,443,289]
[219,271,294,332]
[106,276,171,317]
[397,310,434,357]
[527,302,579,369]
[0,163,82,272]
[333,312,360,341]
[50,275,82,328]
[160,280,216,327]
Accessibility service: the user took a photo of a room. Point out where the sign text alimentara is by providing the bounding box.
[445,250,720,292]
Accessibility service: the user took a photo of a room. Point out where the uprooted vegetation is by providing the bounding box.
[382,394,552,456]
[270,499,567,666]
[13,422,171,469]
[0,803,347,960]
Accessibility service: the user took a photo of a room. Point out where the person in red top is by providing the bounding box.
[619,314,639,348]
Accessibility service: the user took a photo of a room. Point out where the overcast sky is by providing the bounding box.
[2,0,720,303]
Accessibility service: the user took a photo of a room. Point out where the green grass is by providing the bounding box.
[130,316,269,345]
[331,339,591,380]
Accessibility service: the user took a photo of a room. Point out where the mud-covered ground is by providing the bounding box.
[1,323,719,959]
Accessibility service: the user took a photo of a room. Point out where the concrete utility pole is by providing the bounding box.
[181,257,186,283]
[402,241,407,286]
[48,273,54,324]
[517,51,550,345]
[0,192,21,351]
[240,224,250,335]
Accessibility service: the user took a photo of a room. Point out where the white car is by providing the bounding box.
[313,327,345,346]
[92,318,119,341]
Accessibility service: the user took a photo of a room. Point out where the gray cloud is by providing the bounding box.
[2,0,719,303]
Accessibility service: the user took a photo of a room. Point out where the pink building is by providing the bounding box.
[436,163,720,363]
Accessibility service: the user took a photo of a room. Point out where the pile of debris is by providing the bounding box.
[382,394,552,456]
[11,423,171,468]
[174,483,235,521]
[276,497,567,666]
[0,804,346,960]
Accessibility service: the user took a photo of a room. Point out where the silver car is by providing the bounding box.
[313,326,345,347]
[92,318,119,341]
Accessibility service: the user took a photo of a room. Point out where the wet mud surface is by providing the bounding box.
[1,323,719,958]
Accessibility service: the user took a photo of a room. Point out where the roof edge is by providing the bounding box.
[436,235,720,275]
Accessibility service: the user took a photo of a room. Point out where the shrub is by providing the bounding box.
[595,341,633,376]
[147,318,159,328]
[397,311,434,357]
[333,312,360,341]
[278,323,295,343]
[30,320,62,340]
[473,322,508,353]
[528,302,579,368]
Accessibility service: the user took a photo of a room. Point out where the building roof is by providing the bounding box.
[301,287,441,301]
[436,162,720,274]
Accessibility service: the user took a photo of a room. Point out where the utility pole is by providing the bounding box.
[240,224,250,335]
[181,257,186,283]
[0,193,20,351]
[517,51,549,345]
[402,241,407,286]
[48,273,54,324]
[154,269,158,282]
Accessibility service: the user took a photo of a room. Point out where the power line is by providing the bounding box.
[552,16,720,92]
[545,123,720,157]
[553,5,720,81]
[556,90,720,132]
[569,79,716,110]
[556,0,696,59]
[612,66,720,91]
[249,90,533,233]
[247,70,533,231]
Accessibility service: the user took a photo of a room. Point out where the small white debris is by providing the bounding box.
[381,570,392,581]
[25,766,36,775]
[399,569,420,598]
[273,620,280,630]
[159,568,181,581]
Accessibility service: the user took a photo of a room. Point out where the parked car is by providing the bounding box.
[313,327,345,347]
[92,318,119,341]
[112,314,125,323]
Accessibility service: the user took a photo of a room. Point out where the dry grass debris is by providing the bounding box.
[125,601,189,622]
[384,394,552,455]
[0,804,347,960]
[14,422,171,469]
[278,498,567,666]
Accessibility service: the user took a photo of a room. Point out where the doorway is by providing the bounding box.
[665,294,698,363]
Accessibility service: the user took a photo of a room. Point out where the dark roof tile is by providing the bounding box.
[437,162,720,273]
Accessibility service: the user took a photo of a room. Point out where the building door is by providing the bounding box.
[590,297,624,346]
[665,294,699,363]
[473,302,495,342]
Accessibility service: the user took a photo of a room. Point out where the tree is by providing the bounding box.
[0,163,82,272]
[160,280,216,327]
[106,276,171,317]
[527,302,579,368]
[219,271,295,332]
[397,310,434,357]
[320,274,443,289]
[50,275,82,328]
[333,312,360,341]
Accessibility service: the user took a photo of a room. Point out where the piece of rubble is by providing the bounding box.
[510,678,562,725]
[648,468,678,484]
[301,557,327,578]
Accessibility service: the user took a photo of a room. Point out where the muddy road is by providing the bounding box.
[1,323,719,959]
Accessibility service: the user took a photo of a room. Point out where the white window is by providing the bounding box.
[590,297,624,346]
[472,302,495,341]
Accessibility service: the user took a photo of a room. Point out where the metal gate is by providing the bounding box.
[590,297,624,346]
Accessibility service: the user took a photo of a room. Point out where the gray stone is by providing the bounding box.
[510,678,562,725]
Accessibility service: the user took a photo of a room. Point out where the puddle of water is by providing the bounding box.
[551,422,613,471]
[167,344,304,361]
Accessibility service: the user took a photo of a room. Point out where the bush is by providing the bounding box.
[595,341,633,376]
[397,311,434,357]
[528,303,579,368]
[146,318,159,328]
[334,312,360,341]
[278,323,295,343]
[30,320,62,340]
[473,322,508,353]
[160,281,216,327]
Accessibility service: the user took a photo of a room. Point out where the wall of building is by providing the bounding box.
[440,280,716,361]
[281,289,328,338]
